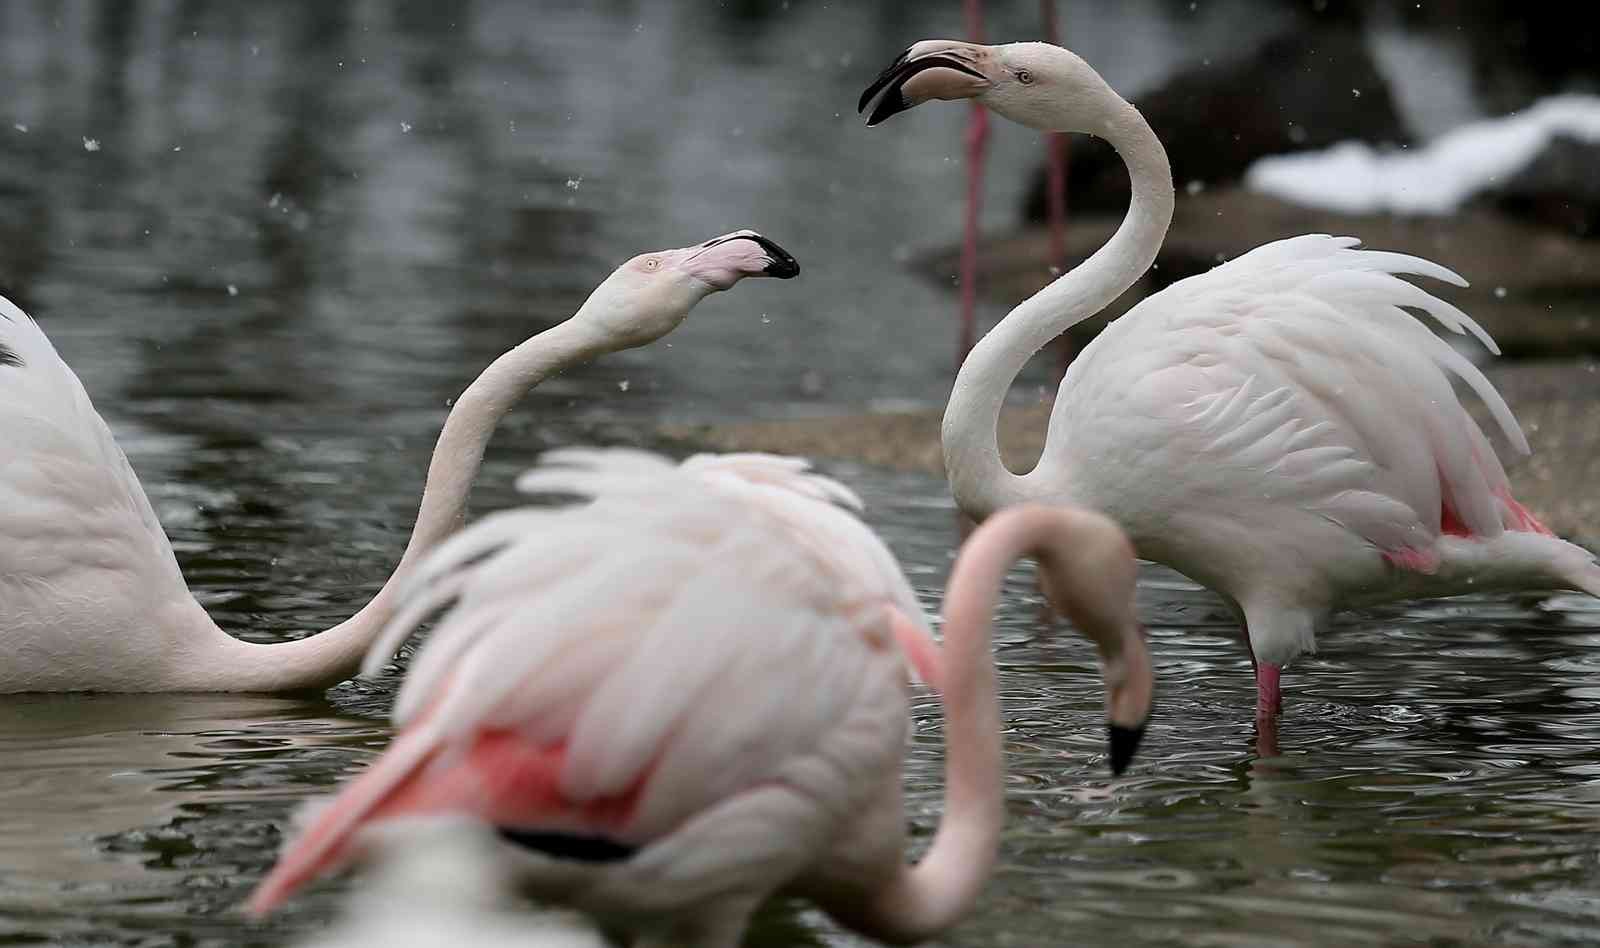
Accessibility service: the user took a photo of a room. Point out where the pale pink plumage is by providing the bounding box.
[861,40,1600,726]
[249,449,1152,947]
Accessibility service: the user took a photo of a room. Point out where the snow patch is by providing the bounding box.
[1245,94,1600,215]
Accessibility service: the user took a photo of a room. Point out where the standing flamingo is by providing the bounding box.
[247,449,1154,947]
[0,232,797,693]
[859,40,1600,728]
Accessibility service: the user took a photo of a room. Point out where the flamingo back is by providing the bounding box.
[251,449,928,913]
[0,296,192,690]
[1054,236,1546,586]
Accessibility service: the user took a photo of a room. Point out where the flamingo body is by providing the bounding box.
[251,449,1154,947]
[0,297,209,692]
[1043,234,1600,668]
[252,450,931,943]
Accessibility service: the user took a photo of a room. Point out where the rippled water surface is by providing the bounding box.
[3,2,1599,946]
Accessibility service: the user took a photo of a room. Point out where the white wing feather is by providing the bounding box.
[368,449,928,838]
[1066,237,1531,558]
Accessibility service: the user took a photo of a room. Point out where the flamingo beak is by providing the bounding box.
[1106,624,1154,776]
[679,230,800,288]
[1108,721,1148,777]
[857,41,993,126]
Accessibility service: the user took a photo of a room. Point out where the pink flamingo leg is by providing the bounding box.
[957,0,988,368]
[1256,661,1283,720]
[1039,0,1074,380]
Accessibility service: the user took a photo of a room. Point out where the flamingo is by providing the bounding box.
[0,232,798,693]
[247,449,1154,947]
[858,40,1600,728]
[294,820,609,948]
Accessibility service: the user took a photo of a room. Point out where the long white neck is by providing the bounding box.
[180,316,610,692]
[942,96,1173,518]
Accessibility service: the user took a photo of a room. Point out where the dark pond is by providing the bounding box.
[2,2,1598,946]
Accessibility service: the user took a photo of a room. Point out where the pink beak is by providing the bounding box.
[678,230,799,290]
[857,40,993,126]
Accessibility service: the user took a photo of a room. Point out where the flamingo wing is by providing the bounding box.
[1062,237,1536,568]
[251,449,923,914]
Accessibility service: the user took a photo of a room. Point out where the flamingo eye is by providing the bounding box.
[1016,68,1035,85]
[644,258,660,271]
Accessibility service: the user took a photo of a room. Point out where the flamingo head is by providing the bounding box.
[1031,508,1154,776]
[575,230,799,348]
[858,40,1119,135]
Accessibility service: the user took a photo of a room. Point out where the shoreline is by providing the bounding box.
[663,359,1600,551]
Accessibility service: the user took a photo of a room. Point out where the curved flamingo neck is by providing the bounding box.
[184,316,610,692]
[942,96,1173,519]
[864,505,1127,939]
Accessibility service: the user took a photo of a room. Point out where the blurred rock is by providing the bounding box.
[1471,359,1600,552]
[919,187,1600,358]
[1021,29,1407,222]
[1486,134,1600,240]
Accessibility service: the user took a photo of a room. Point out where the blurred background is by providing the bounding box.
[2,3,1599,946]
[2,0,1594,444]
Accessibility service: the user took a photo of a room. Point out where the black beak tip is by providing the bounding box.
[858,47,912,114]
[865,93,912,128]
[750,235,799,279]
[1107,721,1148,777]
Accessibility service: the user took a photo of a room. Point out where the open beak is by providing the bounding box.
[857,40,993,126]
[680,230,799,288]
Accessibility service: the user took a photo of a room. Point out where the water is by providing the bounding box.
[2,2,1599,946]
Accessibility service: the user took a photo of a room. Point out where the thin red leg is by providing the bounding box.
[1040,1,1073,381]
[1256,661,1283,720]
[958,0,987,369]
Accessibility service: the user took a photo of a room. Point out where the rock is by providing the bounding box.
[1487,134,1600,240]
[1021,29,1407,222]
[916,187,1600,358]
[1471,359,1600,551]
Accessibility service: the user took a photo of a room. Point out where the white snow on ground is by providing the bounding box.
[1245,94,1600,215]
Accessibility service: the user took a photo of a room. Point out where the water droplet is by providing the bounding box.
[400,121,412,133]
[1351,88,1362,98]
[1185,179,1205,196]
[1494,286,1507,298]
[226,285,238,297]
[617,379,630,392]
[12,123,27,133]
[82,137,100,152]
[565,176,582,190]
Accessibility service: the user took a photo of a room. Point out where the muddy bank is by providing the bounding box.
[664,359,1600,550]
